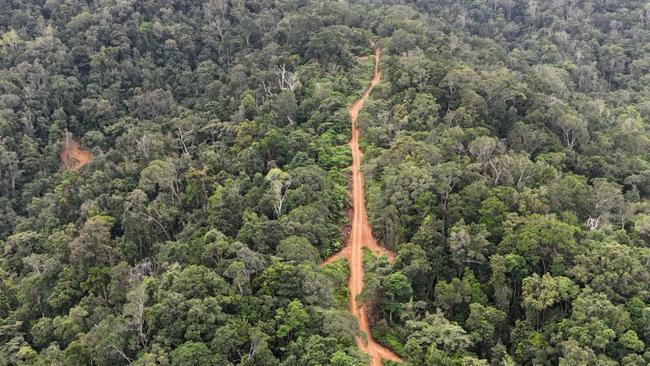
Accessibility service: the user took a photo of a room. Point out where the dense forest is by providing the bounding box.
[1,0,650,365]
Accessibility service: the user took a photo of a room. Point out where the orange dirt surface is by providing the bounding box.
[61,136,92,171]
[323,46,402,366]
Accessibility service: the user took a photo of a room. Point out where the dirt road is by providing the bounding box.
[324,46,402,366]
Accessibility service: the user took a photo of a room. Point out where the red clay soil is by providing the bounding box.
[60,136,92,171]
[323,46,402,366]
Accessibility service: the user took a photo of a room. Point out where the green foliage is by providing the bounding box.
[359,1,650,364]
[500,214,578,274]
[403,311,476,363]
[276,236,320,263]
[2,0,650,365]
[170,341,217,366]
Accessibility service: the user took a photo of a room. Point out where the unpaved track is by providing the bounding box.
[324,46,401,366]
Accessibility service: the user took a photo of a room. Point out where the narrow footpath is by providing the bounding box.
[323,46,402,366]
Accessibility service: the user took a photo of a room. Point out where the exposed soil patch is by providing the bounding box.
[61,135,92,171]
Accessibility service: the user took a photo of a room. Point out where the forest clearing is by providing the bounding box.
[60,136,92,171]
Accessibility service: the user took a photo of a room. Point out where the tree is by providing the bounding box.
[276,236,320,263]
[123,189,172,254]
[409,93,440,129]
[393,243,432,296]
[223,242,266,295]
[489,254,528,312]
[448,220,491,274]
[521,273,579,327]
[274,91,298,126]
[633,214,650,245]
[265,168,291,218]
[170,341,217,366]
[275,300,309,340]
[69,216,120,270]
[508,151,535,189]
[570,243,650,303]
[382,160,435,229]
[586,179,625,230]
[558,340,600,366]
[434,276,472,317]
[381,271,413,322]
[329,351,366,366]
[465,303,507,356]
[81,315,134,365]
[442,66,480,110]
[123,280,151,348]
[507,122,549,155]
[0,144,20,193]
[306,26,352,67]
[617,330,644,353]
[159,265,228,299]
[208,180,244,237]
[224,261,250,296]
[139,159,180,202]
[556,290,631,351]
[547,174,590,218]
[478,196,508,239]
[403,310,474,364]
[432,161,465,224]
[135,89,176,120]
[500,214,578,274]
[599,44,627,86]
[469,136,498,165]
[556,113,588,150]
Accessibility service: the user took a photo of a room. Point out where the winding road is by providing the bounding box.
[323,46,402,366]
